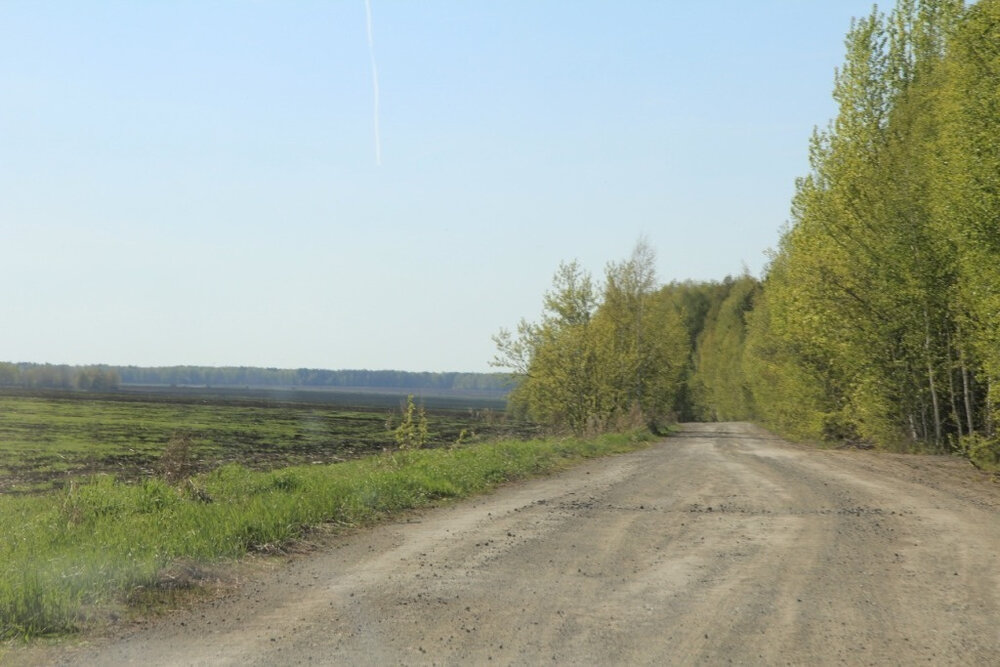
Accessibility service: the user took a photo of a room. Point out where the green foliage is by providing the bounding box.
[490,0,1000,466]
[690,276,759,421]
[738,0,1000,459]
[0,432,651,640]
[494,243,690,434]
[394,395,429,450]
[959,434,1000,472]
[933,0,1000,436]
[655,280,734,420]
[493,259,605,432]
[742,275,838,441]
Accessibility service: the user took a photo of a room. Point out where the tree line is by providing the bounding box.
[746,0,999,467]
[494,0,1000,470]
[0,363,121,391]
[492,248,756,434]
[116,366,508,393]
[0,363,509,395]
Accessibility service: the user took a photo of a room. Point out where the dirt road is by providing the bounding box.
[24,423,1000,665]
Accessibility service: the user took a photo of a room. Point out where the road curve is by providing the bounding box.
[26,423,1000,665]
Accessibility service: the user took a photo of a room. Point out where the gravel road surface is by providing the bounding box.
[20,422,1000,665]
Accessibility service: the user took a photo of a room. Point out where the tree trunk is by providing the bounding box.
[927,361,942,448]
[947,335,962,441]
[988,377,995,439]
[924,308,942,448]
[959,346,975,436]
[919,396,928,443]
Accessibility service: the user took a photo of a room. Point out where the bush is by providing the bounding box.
[960,434,1000,472]
[159,432,196,482]
[394,395,429,450]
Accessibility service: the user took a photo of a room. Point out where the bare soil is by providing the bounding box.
[12,423,1000,665]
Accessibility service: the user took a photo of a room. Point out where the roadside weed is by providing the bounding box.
[0,430,652,640]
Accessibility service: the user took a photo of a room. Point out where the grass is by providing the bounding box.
[0,430,653,641]
[0,391,533,493]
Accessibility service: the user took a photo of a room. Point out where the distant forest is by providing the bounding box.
[0,362,510,396]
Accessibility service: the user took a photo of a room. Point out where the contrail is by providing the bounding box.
[364,0,381,166]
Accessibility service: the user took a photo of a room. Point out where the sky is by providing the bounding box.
[1,1,881,373]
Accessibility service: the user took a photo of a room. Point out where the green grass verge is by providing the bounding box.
[0,392,535,493]
[0,431,652,640]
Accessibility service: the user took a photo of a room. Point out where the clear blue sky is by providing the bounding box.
[1,1,879,373]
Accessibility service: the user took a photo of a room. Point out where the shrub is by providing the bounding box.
[960,434,1000,472]
[394,395,429,450]
[159,432,196,483]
